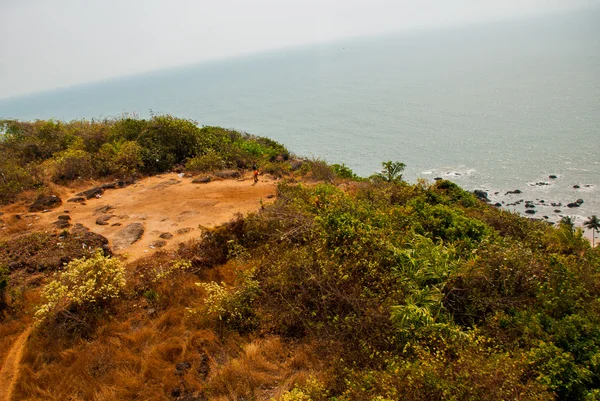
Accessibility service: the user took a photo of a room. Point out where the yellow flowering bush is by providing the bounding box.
[34,250,126,328]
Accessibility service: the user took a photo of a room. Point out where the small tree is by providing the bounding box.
[374,161,406,183]
[583,215,600,247]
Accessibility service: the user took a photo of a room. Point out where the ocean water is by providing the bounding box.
[1,8,599,228]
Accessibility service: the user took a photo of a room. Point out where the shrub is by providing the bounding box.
[34,250,126,332]
[186,150,225,172]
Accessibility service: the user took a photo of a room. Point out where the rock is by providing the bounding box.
[113,223,145,251]
[434,177,443,181]
[473,190,490,202]
[525,209,536,214]
[549,175,558,179]
[576,199,584,205]
[0,212,3,216]
[505,189,522,195]
[214,169,241,179]
[54,220,71,229]
[573,185,581,189]
[192,176,212,184]
[76,187,104,199]
[71,223,90,235]
[494,202,502,207]
[100,182,117,190]
[525,203,535,209]
[266,194,275,199]
[543,216,549,219]
[534,182,549,186]
[176,227,193,235]
[57,215,71,221]
[94,205,115,215]
[554,209,562,213]
[111,222,122,227]
[29,195,62,212]
[567,202,580,208]
[289,160,304,171]
[150,240,166,248]
[551,202,562,207]
[96,215,114,225]
[67,197,86,203]
[159,232,173,239]
[8,261,20,271]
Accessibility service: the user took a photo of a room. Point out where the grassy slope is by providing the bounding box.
[0,117,599,400]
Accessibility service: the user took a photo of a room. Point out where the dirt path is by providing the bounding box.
[0,172,278,261]
[0,327,32,401]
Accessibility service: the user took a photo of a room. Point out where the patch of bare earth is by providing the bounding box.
[0,173,277,261]
[0,327,32,401]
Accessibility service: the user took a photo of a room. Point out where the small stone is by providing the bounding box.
[573,185,580,189]
[525,209,536,214]
[159,232,173,239]
[549,175,558,179]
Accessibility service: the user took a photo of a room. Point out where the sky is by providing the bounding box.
[0,0,598,100]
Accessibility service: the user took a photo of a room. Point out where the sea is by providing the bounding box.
[1,8,599,231]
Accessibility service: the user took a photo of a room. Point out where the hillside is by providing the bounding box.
[1,116,599,400]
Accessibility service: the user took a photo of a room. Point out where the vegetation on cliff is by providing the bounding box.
[0,117,599,400]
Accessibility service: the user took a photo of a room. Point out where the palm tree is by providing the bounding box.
[559,216,575,234]
[583,215,600,247]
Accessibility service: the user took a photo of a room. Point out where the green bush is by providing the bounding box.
[186,150,225,172]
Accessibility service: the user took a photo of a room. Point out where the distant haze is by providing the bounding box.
[0,0,598,99]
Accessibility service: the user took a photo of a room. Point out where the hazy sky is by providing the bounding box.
[0,0,597,99]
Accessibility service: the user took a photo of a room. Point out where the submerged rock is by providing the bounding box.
[473,190,490,202]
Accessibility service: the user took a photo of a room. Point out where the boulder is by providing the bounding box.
[473,190,490,202]
[214,169,241,179]
[76,187,104,199]
[29,195,62,212]
[192,176,212,184]
[113,223,145,251]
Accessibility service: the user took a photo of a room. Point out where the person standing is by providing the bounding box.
[252,163,259,183]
